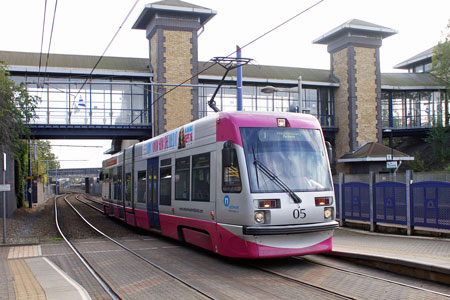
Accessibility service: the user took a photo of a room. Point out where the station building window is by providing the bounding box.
[17,74,150,126]
[198,84,334,127]
[381,90,447,129]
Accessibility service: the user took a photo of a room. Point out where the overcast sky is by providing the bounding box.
[1,0,449,168]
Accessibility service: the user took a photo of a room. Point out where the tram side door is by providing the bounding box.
[147,157,160,229]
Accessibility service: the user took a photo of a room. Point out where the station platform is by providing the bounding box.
[1,228,449,299]
[331,228,450,284]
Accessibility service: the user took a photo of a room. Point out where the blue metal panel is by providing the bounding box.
[374,181,407,225]
[411,181,450,230]
[343,182,370,221]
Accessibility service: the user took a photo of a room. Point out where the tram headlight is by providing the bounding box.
[255,211,265,223]
[324,207,333,219]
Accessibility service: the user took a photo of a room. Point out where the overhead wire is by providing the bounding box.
[71,0,140,102]
[37,0,48,87]
[128,0,325,125]
[44,0,59,74]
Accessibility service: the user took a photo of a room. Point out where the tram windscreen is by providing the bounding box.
[240,127,333,193]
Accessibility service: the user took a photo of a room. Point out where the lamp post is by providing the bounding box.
[384,128,395,173]
[261,85,308,113]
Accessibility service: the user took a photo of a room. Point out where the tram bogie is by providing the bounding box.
[101,111,338,258]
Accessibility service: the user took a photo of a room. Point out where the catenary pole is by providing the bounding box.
[236,45,243,111]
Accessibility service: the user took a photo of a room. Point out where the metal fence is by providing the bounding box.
[334,171,450,233]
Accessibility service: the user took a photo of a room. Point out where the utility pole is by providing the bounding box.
[236,45,243,111]
[28,139,33,208]
[2,150,7,243]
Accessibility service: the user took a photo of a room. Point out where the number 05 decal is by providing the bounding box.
[293,208,306,219]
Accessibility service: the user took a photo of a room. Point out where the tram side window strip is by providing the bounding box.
[160,166,172,206]
[161,158,171,167]
[175,157,190,201]
[137,170,146,203]
[223,149,242,193]
[192,153,210,202]
[125,172,132,204]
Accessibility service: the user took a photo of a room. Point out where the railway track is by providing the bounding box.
[300,256,450,298]
[249,256,450,300]
[55,193,215,300]
[57,192,450,300]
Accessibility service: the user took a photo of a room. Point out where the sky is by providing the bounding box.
[1,0,449,169]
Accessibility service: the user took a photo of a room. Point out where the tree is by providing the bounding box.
[425,123,450,167]
[0,62,39,155]
[432,20,450,126]
[32,141,60,180]
[1,62,39,207]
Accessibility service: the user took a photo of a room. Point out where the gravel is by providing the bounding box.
[1,197,58,244]
[1,193,145,245]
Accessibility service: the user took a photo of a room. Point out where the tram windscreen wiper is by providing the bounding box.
[253,158,302,203]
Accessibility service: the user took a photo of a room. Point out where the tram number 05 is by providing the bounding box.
[293,208,306,219]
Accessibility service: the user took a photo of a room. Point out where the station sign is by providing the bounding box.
[0,184,11,192]
[386,161,398,169]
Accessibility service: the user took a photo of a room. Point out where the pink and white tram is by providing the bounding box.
[101,111,338,259]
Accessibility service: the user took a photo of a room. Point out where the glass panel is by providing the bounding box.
[240,128,332,193]
[160,167,172,206]
[192,153,210,202]
[115,166,122,201]
[161,158,171,167]
[137,171,146,203]
[223,149,242,193]
[125,172,132,203]
[175,157,190,200]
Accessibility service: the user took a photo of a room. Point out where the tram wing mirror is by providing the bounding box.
[326,141,333,164]
[99,171,104,181]
[222,140,234,168]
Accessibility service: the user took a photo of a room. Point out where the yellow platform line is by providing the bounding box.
[8,245,42,259]
[8,259,46,300]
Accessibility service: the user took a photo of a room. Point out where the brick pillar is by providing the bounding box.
[133,1,216,135]
[314,19,397,171]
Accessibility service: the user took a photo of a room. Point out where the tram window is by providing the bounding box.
[223,149,242,193]
[160,167,171,206]
[192,153,210,202]
[116,167,122,201]
[161,158,171,167]
[137,171,146,203]
[125,172,132,203]
[175,157,190,200]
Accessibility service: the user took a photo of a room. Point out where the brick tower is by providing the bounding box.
[133,0,216,135]
[314,19,397,170]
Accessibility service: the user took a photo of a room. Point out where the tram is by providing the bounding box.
[100,111,338,258]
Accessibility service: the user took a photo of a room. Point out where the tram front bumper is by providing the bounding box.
[243,221,339,235]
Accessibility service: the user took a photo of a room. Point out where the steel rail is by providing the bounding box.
[300,257,450,298]
[54,195,121,300]
[74,194,104,214]
[63,194,216,300]
[252,264,356,300]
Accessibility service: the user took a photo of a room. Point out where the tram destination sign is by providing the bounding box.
[0,184,11,192]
